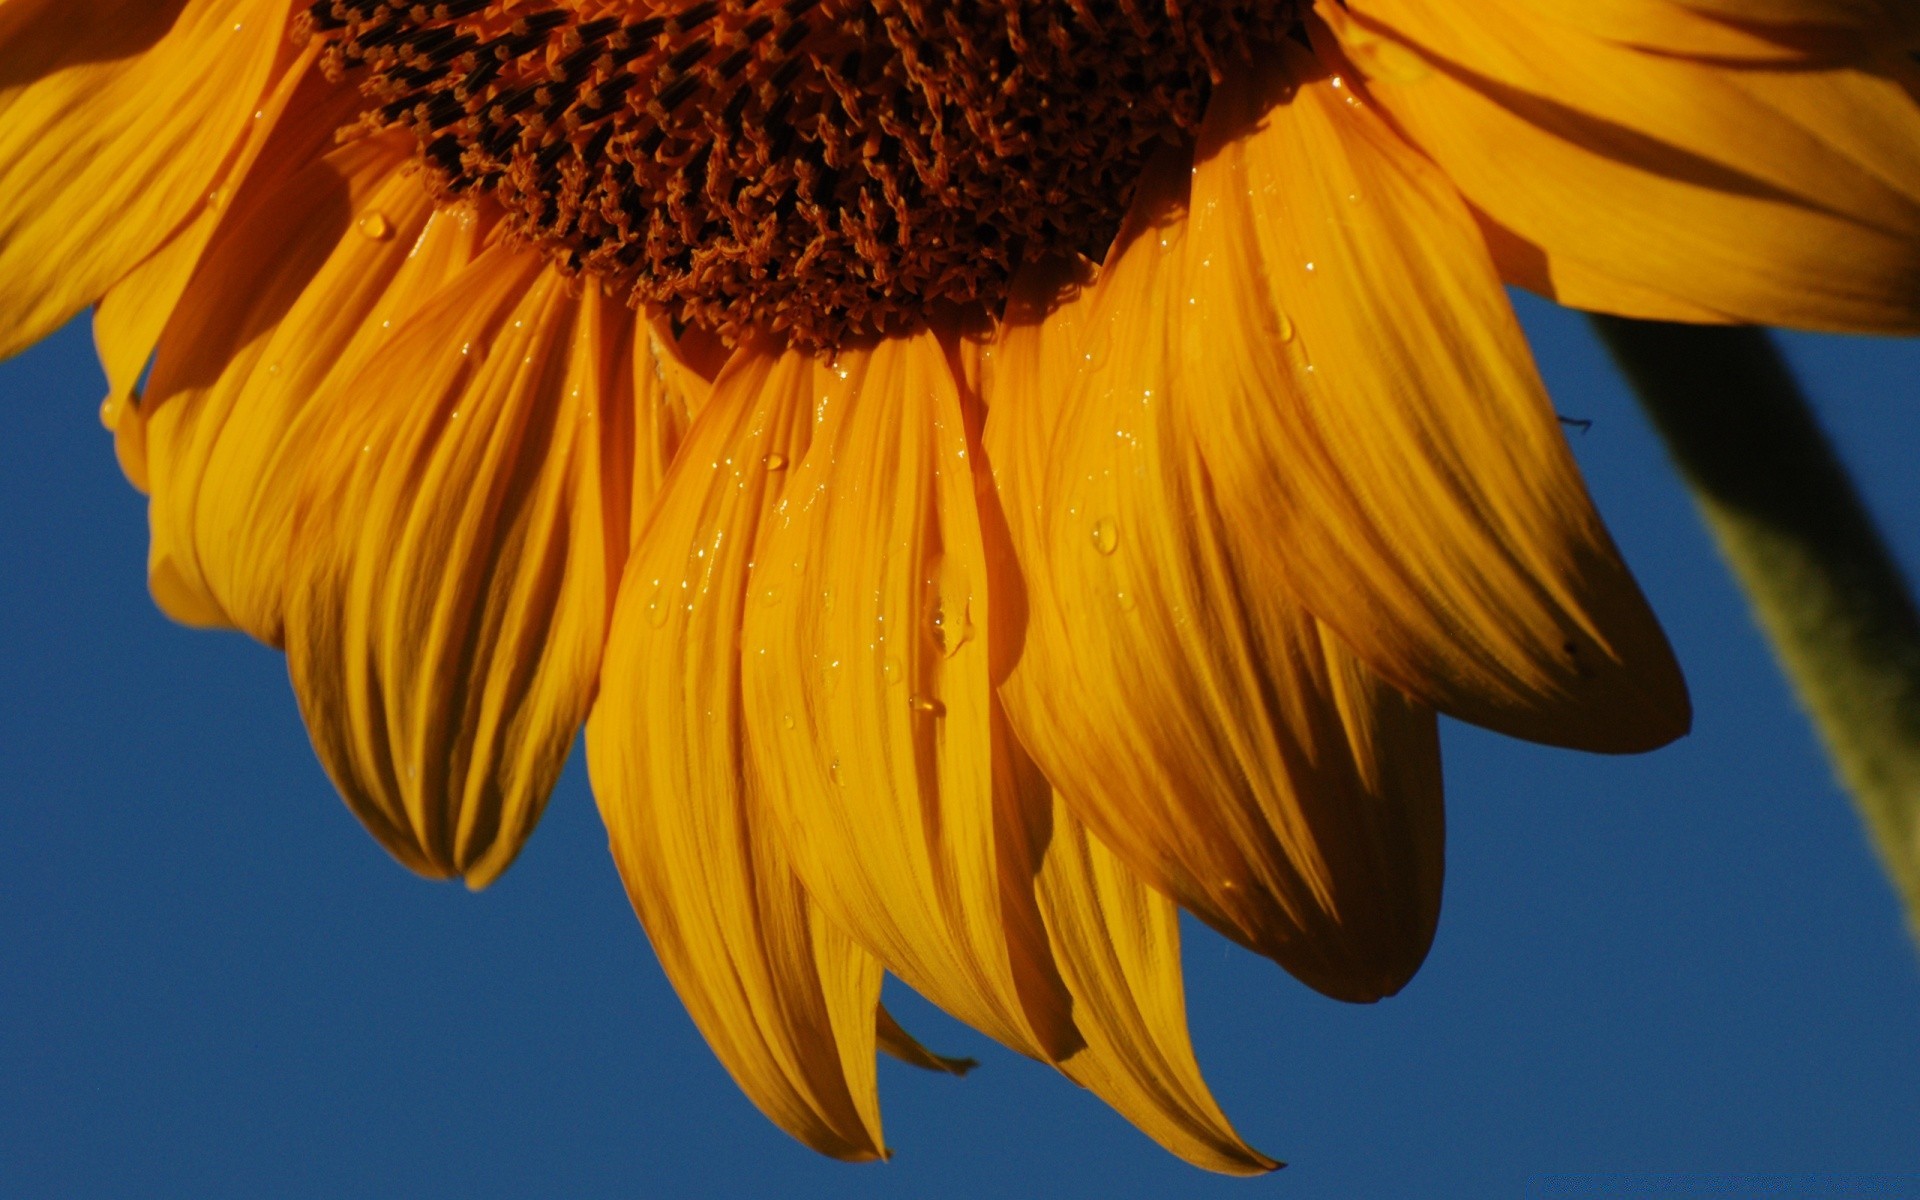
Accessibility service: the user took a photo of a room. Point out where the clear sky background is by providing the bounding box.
[4,297,1919,1199]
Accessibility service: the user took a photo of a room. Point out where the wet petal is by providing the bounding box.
[729,329,1279,1166]
[1336,0,1920,331]
[586,346,888,1160]
[738,331,1076,1063]
[1185,56,1689,752]
[139,133,451,638]
[0,0,284,356]
[984,164,1446,1003]
[91,45,338,414]
[283,249,636,886]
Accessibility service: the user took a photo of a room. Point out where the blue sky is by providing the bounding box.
[4,296,1918,1198]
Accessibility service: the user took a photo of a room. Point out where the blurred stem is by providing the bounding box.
[1592,315,1920,945]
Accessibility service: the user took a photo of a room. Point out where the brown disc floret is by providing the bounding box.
[302,0,1300,347]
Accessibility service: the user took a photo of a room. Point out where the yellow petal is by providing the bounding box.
[283,250,634,887]
[0,0,284,357]
[1033,794,1280,1175]
[622,317,709,550]
[139,134,463,639]
[1671,0,1909,27]
[876,1007,977,1076]
[724,330,1274,1166]
[737,331,1077,1063]
[1469,0,1917,59]
[585,346,888,1161]
[1185,56,1689,752]
[1335,0,1920,331]
[984,158,1446,1003]
[93,50,349,411]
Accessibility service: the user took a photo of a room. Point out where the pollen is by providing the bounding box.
[302,0,1299,347]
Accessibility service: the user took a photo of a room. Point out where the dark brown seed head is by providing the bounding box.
[302,0,1299,347]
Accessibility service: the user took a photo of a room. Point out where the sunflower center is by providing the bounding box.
[304,0,1296,346]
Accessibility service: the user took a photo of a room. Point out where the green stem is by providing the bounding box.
[1591,315,1920,944]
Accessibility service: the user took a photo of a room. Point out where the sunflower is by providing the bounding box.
[4,0,1917,1174]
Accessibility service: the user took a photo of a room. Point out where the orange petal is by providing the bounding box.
[1463,0,1919,59]
[282,249,636,887]
[0,0,284,357]
[736,331,1076,1064]
[718,330,1276,1167]
[91,46,341,414]
[585,346,888,1161]
[1335,0,1920,331]
[1032,792,1280,1175]
[983,156,1447,1003]
[1184,56,1689,752]
[137,134,470,638]
[621,317,709,550]
[876,1008,977,1076]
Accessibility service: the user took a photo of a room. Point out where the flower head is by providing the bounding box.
[3,0,1916,1172]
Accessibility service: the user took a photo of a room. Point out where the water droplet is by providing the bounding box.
[928,602,974,657]
[644,583,670,627]
[1090,517,1119,555]
[882,655,903,686]
[1115,589,1137,612]
[822,659,843,696]
[764,452,787,471]
[909,695,945,717]
[829,757,845,787]
[1276,311,1295,343]
[358,211,393,241]
[821,587,835,615]
[760,582,782,606]
[781,712,796,730]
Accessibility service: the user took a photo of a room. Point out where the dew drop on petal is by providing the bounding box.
[764,452,787,471]
[1091,517,1119,555]
[644,582,670,627]
[883,655,903,686]
[358,211,393,240]
[928,601,974,657]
